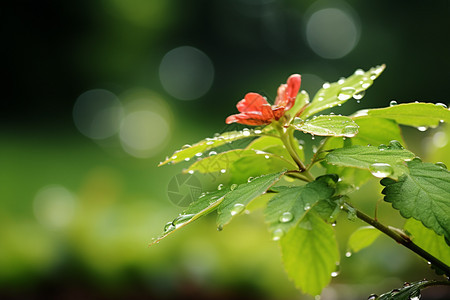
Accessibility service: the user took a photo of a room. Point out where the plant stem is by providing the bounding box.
[343,202,450,277]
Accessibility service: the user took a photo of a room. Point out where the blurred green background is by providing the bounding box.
[2,0,450,299]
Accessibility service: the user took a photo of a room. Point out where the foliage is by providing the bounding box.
[153,66,450,297]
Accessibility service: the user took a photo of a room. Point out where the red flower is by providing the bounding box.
[226,74,301,126]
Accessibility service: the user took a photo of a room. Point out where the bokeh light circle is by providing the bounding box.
[73,89,123,140]
[306,7,359,59]
[33,185,76,230]
[159,46,214,100]
[119,110,170,158]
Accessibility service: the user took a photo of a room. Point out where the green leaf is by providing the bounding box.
[150,189,228,245]
[381,159,450,240]
[347,226,382,253]
[377,280,434,300]
[293,115,359,137]
[280,212,339,296]
[301,65,386,118]
[325,142,415,179]
[323,116,405,187]
[264,175,337,240]
[366,102,450,128]
[404,218,450,266]
[216,171,286,229]
[159,129,264,166]
[246,135,305,161]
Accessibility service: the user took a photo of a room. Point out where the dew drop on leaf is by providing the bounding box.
[367,294,378,300]
[264,155,270,159]
[338,78,345,85]
[369,163,393,178]
[388,140,404,149]
[342,124,359,137]
[272,228,284,241]
[279,212,294,223]
[208,151,217,156]
[417,126,428,132]
[435,102,448,108]
[254,129,262,134]
[435,162,447,170]
[217,184,224,190]
[230,183,238,191]
[220,169,226,174]
[188,170,194,174]
[304,204,311,211]
[345,251,352,257]
[247,176,254,183]
[378,144,388,151]
[337,87,356,101]
[172,214,195,228]
[231,203,245,216]
[163,222,175,233]
[195,152,203,157]
[184,158,190,162]
[322,82,331,89]
[389,100,398,106]
[353,90,365,100]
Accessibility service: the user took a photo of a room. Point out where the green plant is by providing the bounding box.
[152,65,450,298]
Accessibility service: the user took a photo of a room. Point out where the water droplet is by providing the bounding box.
[264,155,270,159]
[254,129,262,134]
[345,251,352,257]
[389,140,404,149]
[378,144,388,151]
[409,296,420,300]
[361,79,373,89]
[311,135,315,140]
[427,261,431,265]
[342,124,359,137]
[230,183,238,191]
[208,151,217,156]
[331,270,340,277]
[403,282,410,287]
[322,82,331,89]
[172,214,195,228]
[231,203,245,216]
[272,228,284,241]
[331,221,337,227]
[242,129,251,136]
[181,144,191,150]
[369,163,393,178]
[338,78,345,85]
[195,152,202,157]
[354,69,365,75]
[304,204,311,210]
[435,162,447,170]
[163,222,175,233]
[337,87,356,101]
[188,170,194,174]
[206,140,214,145]
[279,212,294,223]
[217,184,224,190]
[220,169,226,174]
[171,155,178,159]
[417,126,427,132]
[435,102,448,108]
[367,294,378,300]
[184,157,190,162]
[353,90,365,100]
[247,177,254,183]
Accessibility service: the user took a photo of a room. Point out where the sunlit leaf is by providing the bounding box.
[293,115,359,137]
[347,226,381,253]
[366,102,450,128]
[325,142,415,179]
[404,218,450,266]
[216,171,286,229]
[246,135,305,161]
[381,159,450,240]
[280,212,339,296]
[264,175,337,240]
[301,65,385,118]
[159,129,264,166]
[150,189,228,245]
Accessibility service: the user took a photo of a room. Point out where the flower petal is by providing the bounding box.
[237,93,270,113]
[225,111,273,126]
[275,74,301,111]
[272,106,285,120]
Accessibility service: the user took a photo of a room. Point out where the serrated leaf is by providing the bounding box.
[150,189,228,245]
[381,159,450,240]
[347,226,381,253]
[159,129,263,166]
[216,171,286,228]
[301,65,385,118]
[293,115,359,137]
[323,116,405,187]
[264,175,337,239]
[246,135,305,161]
[280,212,340,296]
[404,218,450,266]
[377,280,432,300]
[367,102,450,128]
[326,143,415,179]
